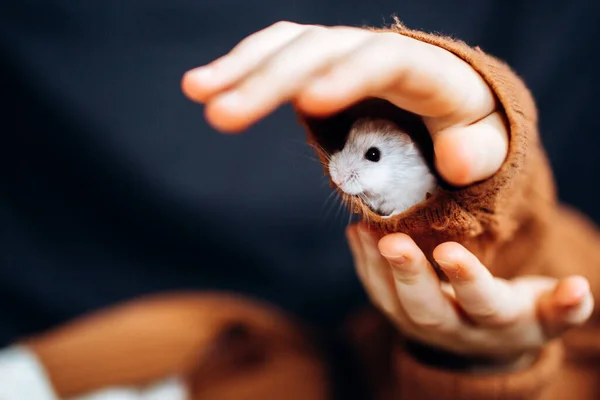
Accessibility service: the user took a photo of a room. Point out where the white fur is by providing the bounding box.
[328,118,437,216]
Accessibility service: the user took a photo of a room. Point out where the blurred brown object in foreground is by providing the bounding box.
[20,292,331,400]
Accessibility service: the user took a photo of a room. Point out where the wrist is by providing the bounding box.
[403,339,538,374]
[394,340,564,400]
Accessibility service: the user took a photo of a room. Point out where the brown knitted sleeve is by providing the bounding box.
[300,21,559,277]
[299,22,600,400]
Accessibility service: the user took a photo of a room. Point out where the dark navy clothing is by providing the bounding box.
[0,0,599,347]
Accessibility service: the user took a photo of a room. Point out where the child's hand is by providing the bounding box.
[346,222,594,368]
[181,21,508,187]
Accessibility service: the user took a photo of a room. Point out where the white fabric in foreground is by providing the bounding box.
[0,345,59,400]
[71,377,187,400]
[0,345,188,400]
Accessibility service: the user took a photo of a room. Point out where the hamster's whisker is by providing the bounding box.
[320,177,332,187]
[321,190,342,225]
[346,200,353,228]
[335,192,348,222]
[296,149,330,169]
[344,194,357,228]
[311,142,330,155]
[322,189,340,214]
[358,200,369,226]
[308,143,333,163]
[297,152,325,165]
[344,195,355,227]
[356,193,370,211]
[352,193,373,226]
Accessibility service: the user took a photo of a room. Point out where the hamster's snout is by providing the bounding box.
[329,167,343,187]
[329,167,363,195]
[330,166,352,187]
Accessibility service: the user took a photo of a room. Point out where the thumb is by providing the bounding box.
[539,275,594,339]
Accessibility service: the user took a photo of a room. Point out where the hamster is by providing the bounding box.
[327,118,438,217]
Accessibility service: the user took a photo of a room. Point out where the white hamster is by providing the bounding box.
[327,118,438,217]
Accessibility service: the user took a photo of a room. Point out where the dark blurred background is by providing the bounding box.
[0,0,598,347]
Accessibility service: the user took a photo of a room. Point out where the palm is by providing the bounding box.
[346,222,593,363]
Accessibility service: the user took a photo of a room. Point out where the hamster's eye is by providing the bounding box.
[364,147,381,162]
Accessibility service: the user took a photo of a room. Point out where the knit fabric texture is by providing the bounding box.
[299,22,557,278]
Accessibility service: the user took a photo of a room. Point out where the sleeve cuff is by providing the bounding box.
[0,345,58,400]
[393,340,563,400]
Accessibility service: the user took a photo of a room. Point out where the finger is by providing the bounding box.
[345,223,368,283]
[539,276,594,338]
[181,21,309,103]
[432,111,509,186]
[296,32,495,125]
[205,27,372,132]
[378,233,459,329]
[355,224,404,318]
[433,242,521,326]
[295,32,504,186]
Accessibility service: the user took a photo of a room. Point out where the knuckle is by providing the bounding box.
[392,271,420,286]
[293,25,327,44]
[472,308,500,323]
[472,307,517,327]
[271,20,297,29]
[411,315,448,331]
[306,24,327,33]
[233,32,260,52]
[390,260,421,285]
[235,21,299,51]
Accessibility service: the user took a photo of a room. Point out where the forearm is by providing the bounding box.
[300,20,600,400]
[385,24,600,399]
[535,205,600,358]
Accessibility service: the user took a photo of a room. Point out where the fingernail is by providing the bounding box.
[556,303,578,312]
[382,253,407,265]
[434,259,464,281]
[556,293,586,308]
[390,260,419,285]
[434,259,457,270]
[186,66,213,82]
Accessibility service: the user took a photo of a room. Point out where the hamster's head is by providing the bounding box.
[327,118,422,202]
